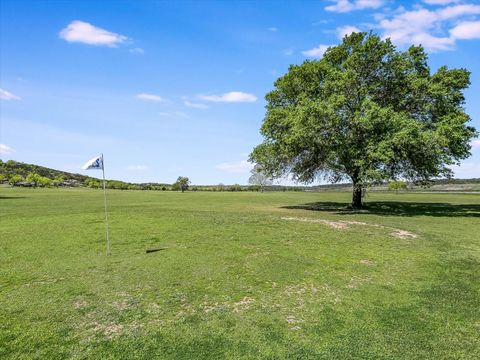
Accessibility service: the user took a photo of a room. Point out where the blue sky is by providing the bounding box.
[1,0,479,184]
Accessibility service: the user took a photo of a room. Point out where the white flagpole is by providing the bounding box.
[101,154,110,255]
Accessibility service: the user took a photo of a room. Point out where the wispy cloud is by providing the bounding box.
[325,0,384,13]
[216,160,253,173]
[302,44,331,58]
[337,25,361,39]
[135,93,166,102]
[59,20,127,47]
[376,4,480,51]
[423,0,460,5]
[126,165,148,171]
[0,144,15,155]
[0,88,21,101]
[471,139,480,148]
[184,100,209,109]
[450,20,480,39]
[198,91,257,103]
[129,47,144,54]
[268,27,278,32]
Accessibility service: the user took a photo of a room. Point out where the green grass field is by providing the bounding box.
[1,188,479,359]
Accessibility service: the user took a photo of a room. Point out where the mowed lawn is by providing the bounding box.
[1,188,479,359]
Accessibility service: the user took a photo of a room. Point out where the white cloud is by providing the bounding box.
[0,144,15,155]
[450,20,480,39]
[302,44,331,58]
[126,165,148,171]
[198,91,257,103]
[184,100,209,109]
[325,0,384,13]
[437,4,480,20]
[376,4,480,51]
[135,93,166,102]
[0,88,21,100]
[129,47,144,54]
[337,25,362,38]
[424,0,460,4]
[269,27,278,32]
[216,160,253,173]
[471,139,480,148]
[283,48,294,56]
[59,20,127,47]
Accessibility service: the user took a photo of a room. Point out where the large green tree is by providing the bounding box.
[251,33,477,208]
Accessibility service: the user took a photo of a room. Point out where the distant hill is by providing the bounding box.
[0,160,88,182]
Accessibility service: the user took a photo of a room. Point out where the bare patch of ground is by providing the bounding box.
[281,216,418,239]
[23,277,65,287]
[360,259,375,266]
[284,283,341,305]
[203,296,255,314]
[74,299,88,309]
[346,276,372,289]
[390,230,417,239]
[286,315,304,331]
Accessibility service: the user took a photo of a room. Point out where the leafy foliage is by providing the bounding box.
[251,32,477,207]
[8,174,23,186]
[388,180,408,193]
[26,172,52,187]
[172,176,191,192]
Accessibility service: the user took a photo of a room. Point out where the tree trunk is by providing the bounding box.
[351,181,363,209]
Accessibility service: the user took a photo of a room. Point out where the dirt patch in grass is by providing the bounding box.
[360,259,375,266]
[390,229,418,239]
[346,276,372,289]
[203,296,256,314]
[73,299,88,309]
[281,216,418,239]
[284,283,341,305]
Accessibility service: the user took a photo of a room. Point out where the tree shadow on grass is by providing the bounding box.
[0,196,28,200]
[282,201,480,217]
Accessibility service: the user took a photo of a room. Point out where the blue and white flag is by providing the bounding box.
[83,155,103,170]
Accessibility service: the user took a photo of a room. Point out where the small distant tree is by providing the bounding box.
[52,175,65,187]
[229,184,242,191]
[173,176,190,192]
[9,174,23,186]
[0,174,7,183]
[85,178,101,188]
[37,176,52,187]
[248,164,273,192]
[388,180,407,194]
[26,172,43,187]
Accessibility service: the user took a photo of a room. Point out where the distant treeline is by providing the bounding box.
[0,160,303,191]
[1,160,479,191]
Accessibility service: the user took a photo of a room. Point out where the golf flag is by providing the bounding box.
[82,154,110,255]
[83,155,103,170]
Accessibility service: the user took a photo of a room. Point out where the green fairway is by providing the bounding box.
[1,188,479,359]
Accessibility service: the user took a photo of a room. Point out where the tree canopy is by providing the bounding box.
[250,32,477,208]
[173,176,190,192]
